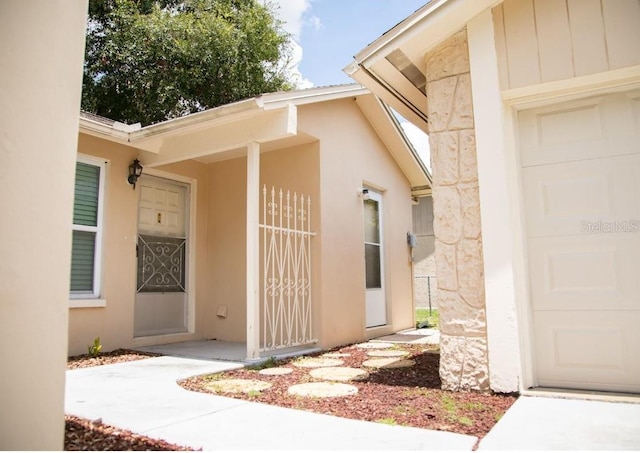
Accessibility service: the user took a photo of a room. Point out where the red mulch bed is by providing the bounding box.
[178,343,517,441]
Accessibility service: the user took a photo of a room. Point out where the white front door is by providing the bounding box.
[134,175,189,337]
[364,190,386,328]
[519,89,640,393]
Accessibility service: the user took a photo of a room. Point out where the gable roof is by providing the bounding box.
[79,84,431,194]
[344,0,501,133]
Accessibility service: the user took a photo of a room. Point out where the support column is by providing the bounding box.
[0,1,88,449]
[246,141,261,360]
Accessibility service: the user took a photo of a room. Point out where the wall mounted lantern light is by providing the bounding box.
[128,158,143,189]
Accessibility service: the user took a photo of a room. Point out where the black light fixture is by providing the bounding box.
[128,158,143,189]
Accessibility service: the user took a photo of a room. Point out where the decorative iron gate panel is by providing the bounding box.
[260,186,316,351]
[137,234,186,293]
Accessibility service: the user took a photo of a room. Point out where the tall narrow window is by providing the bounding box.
[70,156,105,298]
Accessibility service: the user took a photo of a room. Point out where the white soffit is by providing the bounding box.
[345,0,503,131]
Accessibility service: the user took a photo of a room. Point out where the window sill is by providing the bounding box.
[69,298,106,308]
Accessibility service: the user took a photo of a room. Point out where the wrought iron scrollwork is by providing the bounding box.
[137,234,186,293]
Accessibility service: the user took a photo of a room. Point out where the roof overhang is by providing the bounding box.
[78,84,431,191]
[344,0,502,134]
[354,95,431,194]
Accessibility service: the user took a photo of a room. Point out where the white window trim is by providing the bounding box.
[70,154,106,304]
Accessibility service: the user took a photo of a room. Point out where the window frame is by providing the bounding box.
[70,154,106,302]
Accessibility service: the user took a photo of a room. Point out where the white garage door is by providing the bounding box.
[519,89,640,393]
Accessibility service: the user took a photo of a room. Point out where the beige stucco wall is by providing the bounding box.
[69,136,138,354]
[299,99,415,349]
[68,97,417,358]
[493,0,640,90]
[425,30,489,391]
[68,138,212,355]
[203,142,321,344]
[0,1,88,449]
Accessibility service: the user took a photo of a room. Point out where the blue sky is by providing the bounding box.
[267,0,431,169]
[268,0,428,87]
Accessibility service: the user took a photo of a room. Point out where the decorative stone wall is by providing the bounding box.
[425,29,489,391]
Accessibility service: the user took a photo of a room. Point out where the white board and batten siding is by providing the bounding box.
[493,0,640,90]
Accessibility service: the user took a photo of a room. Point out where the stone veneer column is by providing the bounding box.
[425,29,489,391]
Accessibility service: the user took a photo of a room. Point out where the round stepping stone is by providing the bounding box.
[322,352,351,358]
[367,349,410,358]
[293,357,344,368]
[309,367,369,382]
[362,358,416,369]
[258,367,293,376]
[355,342,394,349]
[205,379,272,394]
[288,382,358,398]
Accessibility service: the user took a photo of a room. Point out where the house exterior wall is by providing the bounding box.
[424,29,489,391]
[0,1,87,449]
[203,143,321,345]
[493,0,640,90]
[69,136,139,355]
[205,157,247,342]
[68,98,417,358]
[68,139,211,355]
[299,99,415,349]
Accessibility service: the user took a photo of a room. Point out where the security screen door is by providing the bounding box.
[134,175,188,337]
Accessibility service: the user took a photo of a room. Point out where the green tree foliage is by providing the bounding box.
[82,0,295,125]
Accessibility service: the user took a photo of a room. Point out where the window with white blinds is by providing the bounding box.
[70,156,105,298]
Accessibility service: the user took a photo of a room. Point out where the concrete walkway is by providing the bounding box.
[65,356,477,451]
[478,394,640,450]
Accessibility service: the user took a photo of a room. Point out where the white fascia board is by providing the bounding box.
[140,104,298,167]
[259,84,369,110]
[349,0,450,66]
[347,63,430,133]
[79,117,131,143]
[346,0,503,131]
[352,0,501,68]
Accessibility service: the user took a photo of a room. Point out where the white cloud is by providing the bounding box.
[268,0,312,39]
[261,0,319,88]
[400,121,431,172]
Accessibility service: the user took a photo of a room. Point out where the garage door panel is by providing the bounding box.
[534,311,640,393]
[529,235,640,311]
[520,89,640,393]
[523,154,640,237]
[519,92,639,167]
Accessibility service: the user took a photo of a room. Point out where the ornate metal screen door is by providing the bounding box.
[134,176,189,337]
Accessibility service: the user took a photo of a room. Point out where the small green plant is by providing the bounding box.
[247,356,278,371]
[203,373,224,382]
[376,417,398,426]
[462,401,486,411]
[457,416,473,426]
[87,337,102,358]
[415,308,439,329]
[441,394,457,414]
[246,390,261,398]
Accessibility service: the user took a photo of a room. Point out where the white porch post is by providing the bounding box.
[246,141,261,360]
